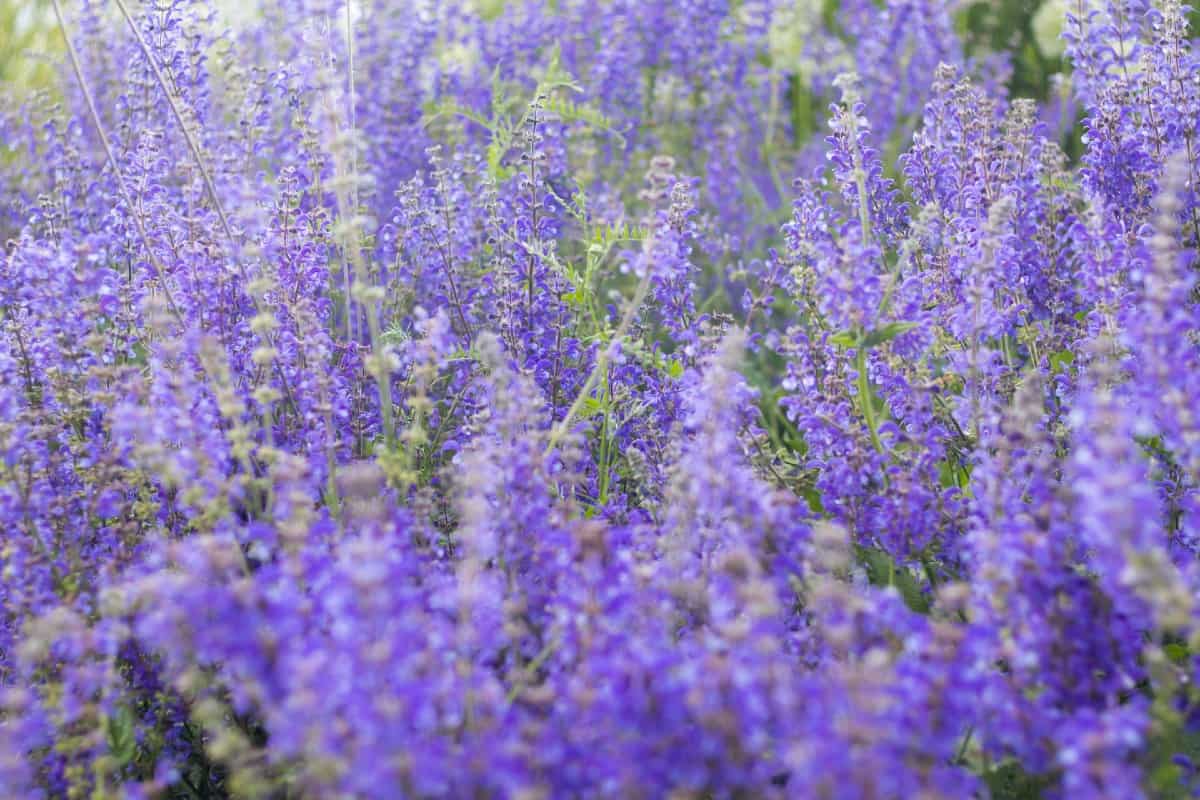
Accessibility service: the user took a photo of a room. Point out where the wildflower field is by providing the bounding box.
[2,0,1200,797]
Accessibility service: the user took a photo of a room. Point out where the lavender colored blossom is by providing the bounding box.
[1,1,1199,797]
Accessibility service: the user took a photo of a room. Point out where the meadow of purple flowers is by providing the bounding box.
[1,0,1199,797]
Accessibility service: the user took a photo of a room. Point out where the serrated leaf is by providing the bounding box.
[422,98,493,131]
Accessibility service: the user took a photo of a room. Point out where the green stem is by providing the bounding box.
[855,344,884,454]
[597,371,612,505]
[546,242,655,454]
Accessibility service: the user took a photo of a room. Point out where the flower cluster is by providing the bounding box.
[2,1,1200,798]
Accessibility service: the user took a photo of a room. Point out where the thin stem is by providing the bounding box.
[51,0,184,322]
[954,725,975,765]
[112,0,239,260]
[854,163,871,242]
[346,0,360,220]
[545,242,655,454]
[855,346,884,454]
[341,1,360,345]
[110,0,303,424]
[318,42,395,450]
[596,370,612,504]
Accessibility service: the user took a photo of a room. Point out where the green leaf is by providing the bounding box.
[861,320,918,349]
[577,396,606,420]
[1048,349,1074,375]
[937,458,962,489]
[487,140,509,181]
[1165,642,1190,665]
[982,760,1054,800]
[421,98,494,131]
[563,288,587,308]
[829,330,858,348]
[105,706,137,767]
[543,95,626,147]
[830,321,917,350]
[857,547,930,614]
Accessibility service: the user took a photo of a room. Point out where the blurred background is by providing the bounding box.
[0,1,1063,95]
[4,0,1197,130]
[0,0,59,91]
[0,0,260,94]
